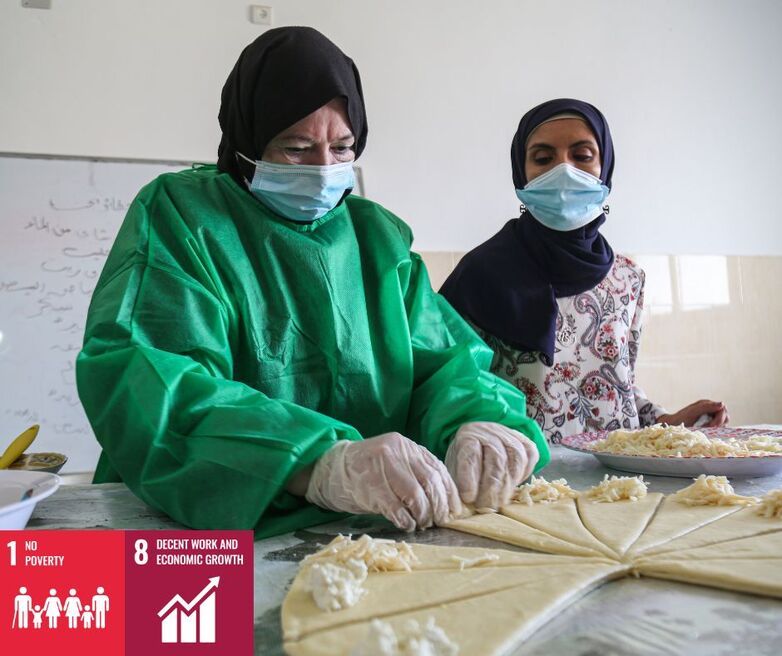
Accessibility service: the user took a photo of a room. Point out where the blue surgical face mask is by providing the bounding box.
[515,163,610,231]
[237,152,356,223]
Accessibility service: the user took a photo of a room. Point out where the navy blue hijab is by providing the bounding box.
[440,99,615,365]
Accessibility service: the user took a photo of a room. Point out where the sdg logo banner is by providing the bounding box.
[1,530,254,656]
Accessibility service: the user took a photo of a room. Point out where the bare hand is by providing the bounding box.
[658,399,729,428]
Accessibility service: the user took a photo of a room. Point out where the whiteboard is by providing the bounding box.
[0,155,189,472]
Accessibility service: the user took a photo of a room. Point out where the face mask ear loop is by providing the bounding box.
[603,204,610,215]
[235,151,258,187]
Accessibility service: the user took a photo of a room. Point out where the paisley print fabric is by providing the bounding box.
[473,254,665,443]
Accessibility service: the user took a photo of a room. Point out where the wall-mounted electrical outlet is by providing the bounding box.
[249,5,273,26]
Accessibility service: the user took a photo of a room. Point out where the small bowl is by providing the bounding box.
[0,470,61,529]
[8,452,68,474]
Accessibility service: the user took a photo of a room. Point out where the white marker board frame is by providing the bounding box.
[0,153,191,472]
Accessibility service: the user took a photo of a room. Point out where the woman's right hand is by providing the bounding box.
[304,433,463,531]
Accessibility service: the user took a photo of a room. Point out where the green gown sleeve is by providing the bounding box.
[402,252,550,467]
[77,197,358,536]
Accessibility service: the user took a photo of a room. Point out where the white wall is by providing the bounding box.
[1,0,780,255]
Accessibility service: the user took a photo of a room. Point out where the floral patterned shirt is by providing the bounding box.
[472,254,666,444]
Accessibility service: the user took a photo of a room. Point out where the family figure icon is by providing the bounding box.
[12,586,110,630]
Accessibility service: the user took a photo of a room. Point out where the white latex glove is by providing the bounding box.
[445,422,540,510]
[305,433,462,531]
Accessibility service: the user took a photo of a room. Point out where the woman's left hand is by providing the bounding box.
[657,399,729,428]
[445,422,539,510]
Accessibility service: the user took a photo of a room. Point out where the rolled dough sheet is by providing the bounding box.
[638,557,782,599]
[501,498,618,558]
[640,505,782,557]
[636,529,782,562]
[409,540,602,569]
[445,511,610,558]
[576,493,663,557]
[626,496,743,558]
[284,560,626,655]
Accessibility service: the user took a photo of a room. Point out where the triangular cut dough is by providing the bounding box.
[444,511,610,558]
[576,493,663,557]
[638,557,782,600]
[626,496,743,558]
[409,540,603,569]
[284,561,626,656]
[640,505,782,557]
[500,498,618,558]
[282,558,619,641]
[637,529,782,563]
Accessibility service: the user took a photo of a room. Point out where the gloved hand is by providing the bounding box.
[445,422,540,510]
[305,433,462,531]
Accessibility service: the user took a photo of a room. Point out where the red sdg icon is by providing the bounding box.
[1,531,125,656]
[124,530,254,655]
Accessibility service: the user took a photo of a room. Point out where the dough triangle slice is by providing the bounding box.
[500,498,618,558]
[576,492,663,557]
[626,496,743,558]
[284,560,625,655]
[282,555,615,641]
[409,540,601,569]
[638,557,782,599]
[640,505,782,557]
[444,511,610,558]
[637,529,782,562]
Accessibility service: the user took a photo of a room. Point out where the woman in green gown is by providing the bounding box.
[76,27,548,538]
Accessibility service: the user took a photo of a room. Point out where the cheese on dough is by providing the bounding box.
[306,560,368,611]
[757,490,782,519]
[304,535,419,573]
[513,476,578,505]
[671,475,758,506]
[592,424,782,457]
[350,617,458,656]
[450,553,500,571]
[583,475,648,502]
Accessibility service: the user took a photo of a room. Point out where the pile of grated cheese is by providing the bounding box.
[583,475,648,502]
[756,489,782,519]
[305,559,368,612]
[512,476,578,505]
[671,474,758,506]
[591,424,782,458]
[350,617,458,656]
[303,534,419,573]
[302,535,419,612]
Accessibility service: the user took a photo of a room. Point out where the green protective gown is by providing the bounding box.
[76,165,549,538]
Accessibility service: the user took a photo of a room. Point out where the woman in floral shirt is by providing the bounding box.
[441,99,728,443]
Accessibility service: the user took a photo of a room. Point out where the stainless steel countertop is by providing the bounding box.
[27,439,782,656]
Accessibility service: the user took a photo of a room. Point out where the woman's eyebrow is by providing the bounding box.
[570,140,598,148]
[526,142,555,151]
[333,133,355,142]
[276,134,316,144]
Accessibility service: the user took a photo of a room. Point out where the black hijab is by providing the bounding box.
[217,26,368,186]
[440,99,615,366]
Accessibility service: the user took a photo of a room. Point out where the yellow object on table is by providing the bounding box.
[0,424,39,469]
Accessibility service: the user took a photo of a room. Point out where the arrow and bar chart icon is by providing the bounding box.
[157,577,220,644]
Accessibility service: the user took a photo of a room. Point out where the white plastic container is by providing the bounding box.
[0,470,61,529]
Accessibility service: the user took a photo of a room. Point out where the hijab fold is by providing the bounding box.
[440,99,615,365]
[217,27,368,186]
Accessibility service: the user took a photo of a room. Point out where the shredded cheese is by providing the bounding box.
[305,559,367,611]
[449,553,500,571]
[512,476,578,505]
[592,424,782,458]
[350,617,459,656]
[584,475,648,502]
[756,489,782,519]
[304,534,419,572]
[671,475,758,506]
